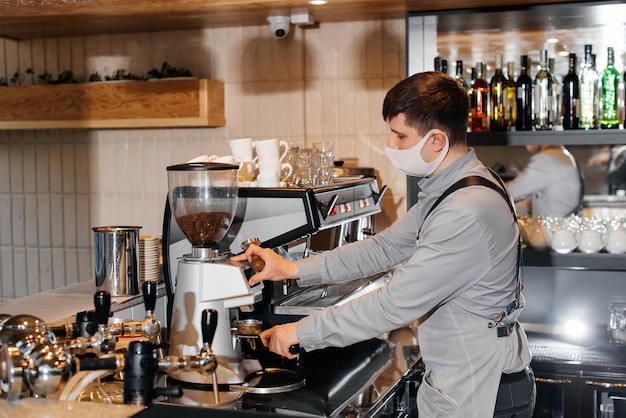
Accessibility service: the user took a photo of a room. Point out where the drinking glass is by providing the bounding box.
[312,142,334,186]
[294,148,313,186]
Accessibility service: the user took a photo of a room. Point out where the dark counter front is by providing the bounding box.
[528,333,626,418]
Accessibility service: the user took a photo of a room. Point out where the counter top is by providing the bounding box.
[0,281,155,326]
[0,398,142,418]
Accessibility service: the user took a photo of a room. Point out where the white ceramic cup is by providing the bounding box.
[254,138,289,162]
[229,138,256,162]
[212,155,238,164]
[258,159,292,181]
[549,227,580,254]
[257,169,279,187]
[606,227,626,254]
[578,228,608,254]
[238,160,257,182]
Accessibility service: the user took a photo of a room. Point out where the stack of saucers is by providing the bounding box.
[140,235,161,283]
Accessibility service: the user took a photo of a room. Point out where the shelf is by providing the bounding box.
[468,130,626,146]
[523,249,626,271]
[0,78,225,130]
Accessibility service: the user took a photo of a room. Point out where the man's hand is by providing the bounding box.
[259,322,299,359]
[230,243,299,286]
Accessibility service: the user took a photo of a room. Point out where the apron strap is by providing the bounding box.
[416,170,523,330]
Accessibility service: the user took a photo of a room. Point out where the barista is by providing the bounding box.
[505,145,582,217]
[232,71,534,417]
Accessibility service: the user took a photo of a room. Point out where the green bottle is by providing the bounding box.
[601,47,620,129]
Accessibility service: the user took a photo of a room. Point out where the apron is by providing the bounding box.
[415,174,531,416]
[417,301,530,417]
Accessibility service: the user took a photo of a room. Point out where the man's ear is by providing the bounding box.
[431,130,447,151]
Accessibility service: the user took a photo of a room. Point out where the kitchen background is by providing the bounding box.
[0,19,407,301]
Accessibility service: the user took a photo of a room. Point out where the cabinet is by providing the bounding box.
[0,78,225,130]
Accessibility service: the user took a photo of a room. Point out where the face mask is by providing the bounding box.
[385,129,450,177]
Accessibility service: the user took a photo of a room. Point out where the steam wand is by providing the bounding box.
[51,282,163,356]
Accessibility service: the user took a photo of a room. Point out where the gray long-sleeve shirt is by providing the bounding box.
[506,146,580,217]
[295,149,521,351]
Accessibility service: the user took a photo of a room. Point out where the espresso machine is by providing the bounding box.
[162,167,394,414]
[165,162,264,386]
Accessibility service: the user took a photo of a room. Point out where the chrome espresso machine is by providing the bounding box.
[160,163,423,416]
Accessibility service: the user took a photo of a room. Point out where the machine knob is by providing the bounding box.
[201,309,218,348]
[94,291,111,327]
[142,281,158,312]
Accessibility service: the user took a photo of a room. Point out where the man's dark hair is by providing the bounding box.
[382,71,470,147]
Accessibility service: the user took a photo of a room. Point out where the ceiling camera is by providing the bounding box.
[267,15,291,39]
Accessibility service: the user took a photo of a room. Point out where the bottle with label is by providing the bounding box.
[516,55,533,131]
[434,56,441,72]
[441,59,448,75]
[455,60,467,90]
[579,44,600,129]
[470,62,489,132]
[562,53,580,130]
[601,47,620,129]
[506,61,517,129]
[549,58,561,127]
[534,49,553,130]
[490,53,508,131]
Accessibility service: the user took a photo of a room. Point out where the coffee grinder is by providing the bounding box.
[166,162,263,386]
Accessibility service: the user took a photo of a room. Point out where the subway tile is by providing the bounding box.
[50,194,64,247]
[37,194,51,248]
[63,195,77,248]
[9,142,23,194]
[12,247,27,298]
[0,247,13,300]
[35,135,51,194]
[24,194,38,247]
[38,248,53,292]
[11,195,24,247]
[74,137,90,194]
[0,144,9,193]
[77,248,92,285]
[22,143,37,194]
[48,141,63,194]
[75,195,91,248]
[27,247,40,295]
[61,142,76,194]
[64,248,79,286]
[51,248,66,289]
[0,195,12,247]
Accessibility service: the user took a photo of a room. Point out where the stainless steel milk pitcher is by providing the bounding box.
[93,226,142,296]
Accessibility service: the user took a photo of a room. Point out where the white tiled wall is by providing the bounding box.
[0,19,406,301]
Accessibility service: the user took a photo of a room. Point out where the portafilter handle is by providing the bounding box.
[200,308,219,405]
[142,281,158,313]
[94,291,111,328]
[201,308,218,349]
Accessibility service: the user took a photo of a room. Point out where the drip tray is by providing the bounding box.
[275,272,390,316]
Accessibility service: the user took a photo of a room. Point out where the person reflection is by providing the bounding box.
[505,145,582,217]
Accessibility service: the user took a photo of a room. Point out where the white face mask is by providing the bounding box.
[385,129,450,177]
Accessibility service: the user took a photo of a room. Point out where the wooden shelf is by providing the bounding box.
[0,78,225,130]
[468,130,626,147]
[523,249,626,271]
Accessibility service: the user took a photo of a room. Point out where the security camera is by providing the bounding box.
[267,15,291,39]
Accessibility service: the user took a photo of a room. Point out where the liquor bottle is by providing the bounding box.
[506,61,517,129]
[516,55,533,131]
[469,62,489,132]
[434,56,441,72]
[549,58,561,127]
[489,53,508,131]
[455,60,467,90]
[579,44,600,129]
[441,59,448,75]
[601,47,620,129]
[534,49,553,130]
[562,53,580,130]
